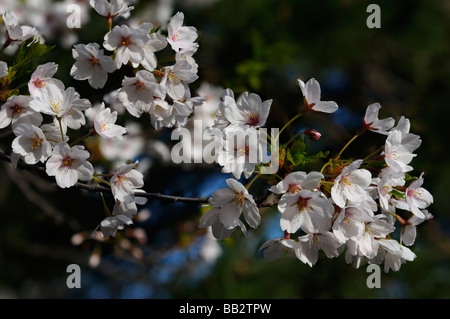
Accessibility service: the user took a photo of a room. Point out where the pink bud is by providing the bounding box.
[304,129,321,140]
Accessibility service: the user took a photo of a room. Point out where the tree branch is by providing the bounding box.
[0,149,209,204]
[0,149,280,207]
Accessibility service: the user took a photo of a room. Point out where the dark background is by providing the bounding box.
[0,0,449,298]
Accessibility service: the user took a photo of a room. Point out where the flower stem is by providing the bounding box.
[107,15,112,31]
[320,160,332,174]
[69,129,96,147]
[363,145,384,162]
[335,134,359,161]
[56,117,65,142]
[276,112,303,142]
[245,173,261,190]
[285,131,304,147]
[93,176,111,187]
[94,178,111,217]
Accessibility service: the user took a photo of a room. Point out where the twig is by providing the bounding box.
[0,149,281,207]
[0,149,209,204]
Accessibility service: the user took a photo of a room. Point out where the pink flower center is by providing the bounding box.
[88,56,100,66]
[62,157,73,168]
[233,192,246,205]
[297,196,311,211]
[288,184,301,194]
[33,78,45,88]
[11,104,22,115]
[135,80,145,91]
[171,32,180,42]
[115,174,127,186]
[246,112,260,126]
[29,135,42,150]
[121,36,131,47]
[407,189,421,198]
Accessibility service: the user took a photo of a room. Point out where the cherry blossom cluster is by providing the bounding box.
[201,78,433,273]
[0,1,434,273]
[0,2,205,238]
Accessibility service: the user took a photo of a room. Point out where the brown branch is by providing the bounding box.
[0,149,209,204]
[0,149,281,207]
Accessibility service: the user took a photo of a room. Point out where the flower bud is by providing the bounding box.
[304,129,321,140]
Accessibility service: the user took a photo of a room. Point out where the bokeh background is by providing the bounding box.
[0,0,449,298]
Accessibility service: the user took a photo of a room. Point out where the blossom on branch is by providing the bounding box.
[94,103,127,138]
[45,142,94,188]
[71,43,116,89]
[298,78,338,113]
[11,123,52,164]
[110,161,144,204]
[0,95,42,129]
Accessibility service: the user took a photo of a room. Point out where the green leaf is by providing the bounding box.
[285,148,295,165]
[150,25,162,34]
[404,173,418,182]
[290,136,306,155]
[9,39,55,82]
[292,150,330,167]
[390,189,405,199]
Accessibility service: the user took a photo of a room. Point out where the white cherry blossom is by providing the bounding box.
[167,11,198,53]
[2,11,37,42]
[137,23,168,71]
[363,103,395,135]
[29,85,78,118]
[217,125,264,179]
[94,103,127,138]
[118,70,164,118]
[401,209,433,246]
[331,159,372,208]
[71,43,116,89]
[11,123,52,164]
[170,95,205,127]
[100,214,133,238]
[175,45,199,72]
[111,191,148,218]
[207,178,260,230]
[374,172,405,212]
[160,60,198,100]
[332,206,374,243]
[45,142,94,188]
[401,173,433,219]
[0,95,42,129]
[223,92,272,129]
[57,94,92,131]
[212,88,234,130]
[295,232,342,267]
[199,207,248,240]
[110,161,144,203]
[345,215,395,260]
[259,238,297,261]
[196,82,224,128]
[298,78,338,113]
[391,116,422,152]
[28,62,65,99]
[371,239,416,273]
[40,122,68,146]
[90,0,134,19]
[278,189,334,234]
[103,24,148,68]
[148,98,173,129]
[384,129,416,173]
[269,171,323,195]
